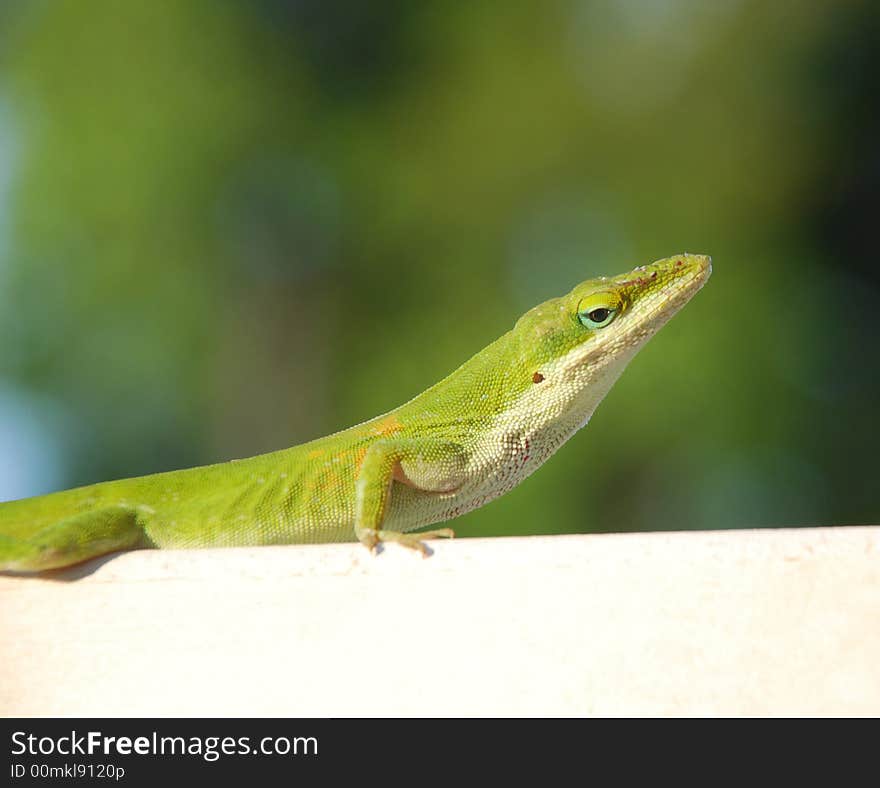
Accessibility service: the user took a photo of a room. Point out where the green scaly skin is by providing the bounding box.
[0,253,711,571]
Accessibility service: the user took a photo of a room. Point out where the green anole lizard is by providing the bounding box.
[0,253,711,571]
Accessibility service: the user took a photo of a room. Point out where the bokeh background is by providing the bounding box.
[0,0,876,537]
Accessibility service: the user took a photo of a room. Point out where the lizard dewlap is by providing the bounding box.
[0,253,711,571]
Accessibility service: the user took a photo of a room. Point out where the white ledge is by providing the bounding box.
[2,526,879,717]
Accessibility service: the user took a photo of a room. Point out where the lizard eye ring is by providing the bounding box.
[577,298,618,329]
[585,308,611,325]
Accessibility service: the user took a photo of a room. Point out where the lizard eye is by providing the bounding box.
[577,297,618,329]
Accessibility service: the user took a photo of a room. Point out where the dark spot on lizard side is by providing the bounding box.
[532,372,544,383]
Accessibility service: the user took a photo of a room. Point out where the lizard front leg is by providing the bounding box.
[354,438,466,556]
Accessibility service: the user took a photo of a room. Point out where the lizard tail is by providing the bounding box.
[0,506,149,572]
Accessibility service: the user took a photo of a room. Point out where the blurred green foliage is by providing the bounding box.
[0,0,877,535]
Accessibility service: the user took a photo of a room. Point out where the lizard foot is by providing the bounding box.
[358,527,454,557]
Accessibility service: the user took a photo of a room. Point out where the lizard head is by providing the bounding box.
[514,253,711,412]
[414,254,711,430]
